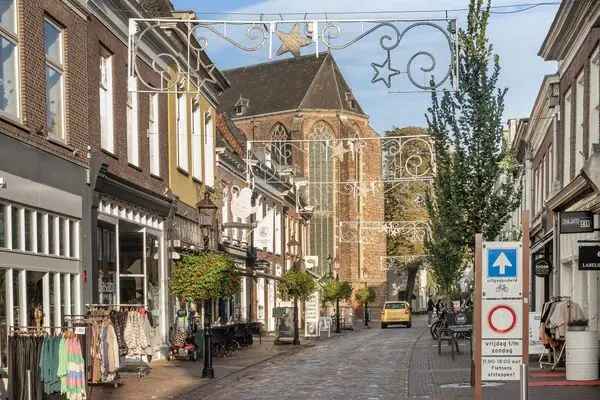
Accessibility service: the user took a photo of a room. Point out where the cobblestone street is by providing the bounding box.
[180,320,424,400]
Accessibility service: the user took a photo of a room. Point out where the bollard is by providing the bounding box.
[520,363,528,400]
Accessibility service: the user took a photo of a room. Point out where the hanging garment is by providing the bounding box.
[57,335,86,400]
[547,300,585,339]
[8,335,45,400]
[39,336,61,395]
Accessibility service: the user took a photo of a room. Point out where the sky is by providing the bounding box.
[172,0,560,133]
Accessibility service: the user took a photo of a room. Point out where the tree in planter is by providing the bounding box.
[322,278,353,333]
[277,270,316,345]
[354,287,377,327]
[170,252,240,378]
[425,0,521,292]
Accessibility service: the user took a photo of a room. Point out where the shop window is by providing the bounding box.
[119,221,143,274]
[0,203,5,248]
[120,276,144,305]
[48,215,56,255]
[24,209,33,251]
[146,233,160,324]
[37,212,44,253]
[0,269,6,369]
[97,222,116,305]
[0,0,19,119]
[69,220,77,258]
[11,205,20,250]
[59,217,65,256]
[26,271,45,326]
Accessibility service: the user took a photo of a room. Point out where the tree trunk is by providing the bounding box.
[293,298,300,345]
[336,297,341,333]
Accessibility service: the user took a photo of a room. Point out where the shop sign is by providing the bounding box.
[481,357,521,381]
[232,188,254,219]
[578,241,600,270]
[534,258,552,277]
[560,211,594,234]
[304,290,320,337]
[274,306,294,340]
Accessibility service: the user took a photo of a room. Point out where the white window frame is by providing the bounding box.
[0,0,20,120]
[127,78,140,166]
[590,46,600,156]
[44,18,66,141]
[176,93,189,171]
[563,88,572,185]
[148,93,160,176]
[191,100,202,180]
[575,71,585,173]
[99,49,114,152]
[204,111,215,187]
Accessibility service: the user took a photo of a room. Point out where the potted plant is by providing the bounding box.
[355,286,377,328]
[277,269,316,345]
[322,278,353,333]
[568,319,589,332]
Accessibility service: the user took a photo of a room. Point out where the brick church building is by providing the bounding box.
[220,52,387,314]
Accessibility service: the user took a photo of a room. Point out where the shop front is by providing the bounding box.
[94,197,168,358]
[0,134,87,394]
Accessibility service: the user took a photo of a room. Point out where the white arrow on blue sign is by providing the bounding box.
[483,242,522,299]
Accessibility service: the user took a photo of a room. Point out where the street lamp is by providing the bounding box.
[197,191,218,379]
[328,256,342,334]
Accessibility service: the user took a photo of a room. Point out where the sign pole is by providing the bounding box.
[521,211,530,399]
[474,233,483,400]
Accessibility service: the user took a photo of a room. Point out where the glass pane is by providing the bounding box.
[69,220,76,258]
[58,217,65,256]
[98,222,116,304]
[36,212,44,253]
[46,67,63,139]
[119,221,143,274]
[24,209,32,251]
[48,216,55,255]
[0,204,5,248]
[0,36,18,117]
[0,269,5,368]
[11,206,19,250]
[119,276,144,305]
[146,233,160,326]
[44,21,61,64]
[13,271,19,327]
[0,0,15,34]
[26,271,44,326]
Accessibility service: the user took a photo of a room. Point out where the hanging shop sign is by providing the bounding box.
[560,211,594,234]
[232,188,254,219]
[534,258,552,277]
[578,241,600,271]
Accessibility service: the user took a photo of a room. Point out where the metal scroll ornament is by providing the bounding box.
[321,21,454,89]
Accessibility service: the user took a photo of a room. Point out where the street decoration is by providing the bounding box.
[339,220,429,244]
[126,17,457,94]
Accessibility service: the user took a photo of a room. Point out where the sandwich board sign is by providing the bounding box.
[480,241,524,382]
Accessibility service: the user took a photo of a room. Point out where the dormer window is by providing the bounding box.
[345,91,357,110]
[234,96,249,116]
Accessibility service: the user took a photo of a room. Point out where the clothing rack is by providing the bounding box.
[539,297,573,370]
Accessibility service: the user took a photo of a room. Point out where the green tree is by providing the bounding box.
[278,270,316,345]
[354,287,377,327]
[322,278,353,333]
[425,0,521,292]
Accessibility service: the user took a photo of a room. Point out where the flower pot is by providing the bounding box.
[566,330,599,381]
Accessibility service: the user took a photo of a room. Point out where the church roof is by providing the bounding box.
[219,52,365,118]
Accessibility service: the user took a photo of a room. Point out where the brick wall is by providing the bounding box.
[1,0,89,166]
[87,14,169,197]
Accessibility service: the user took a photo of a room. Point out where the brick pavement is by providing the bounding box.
[409,316,600,400]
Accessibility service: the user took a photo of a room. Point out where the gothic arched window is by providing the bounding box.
[308,121,335,276]
[270,123,291,166]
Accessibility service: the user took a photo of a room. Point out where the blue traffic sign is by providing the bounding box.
[487,248,518,278]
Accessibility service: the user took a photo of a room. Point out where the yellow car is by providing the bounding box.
[381,301,412,328]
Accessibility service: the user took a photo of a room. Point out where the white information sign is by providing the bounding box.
[529,312,545,355]
[482,339,522,357]
[483,242,522,299]
[482,357,521,381]
[304,290,320,337]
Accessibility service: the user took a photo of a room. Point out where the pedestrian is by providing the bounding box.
[427,298,435,327]
[435,299,443,316]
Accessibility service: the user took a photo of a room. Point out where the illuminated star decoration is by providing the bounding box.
[371,51,401,88]
[275,23,312,58]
